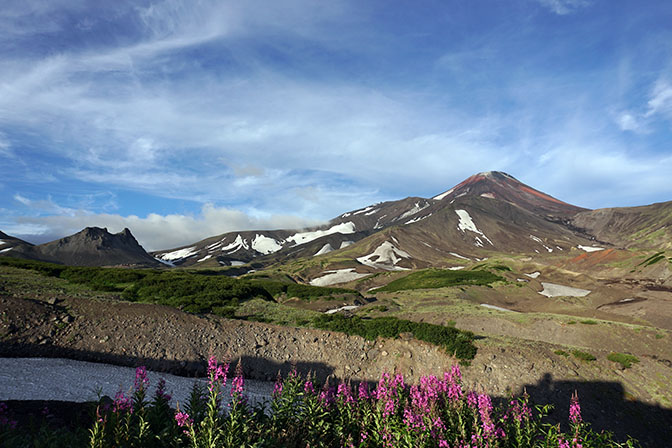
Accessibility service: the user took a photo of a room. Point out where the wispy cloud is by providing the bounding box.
[535,0,592,15]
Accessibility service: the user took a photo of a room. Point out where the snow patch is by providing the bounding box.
[313,243,334,256]
[455,210,493,245]
[578,245,605,252]
[159,246,199,261]
[197,254,213,263]
[530,235,553,252]
[433,188,454,201]
[222,235,249,254]
[480,193,495,199]
[448,266,465,270]
[0,247,13,253]
[480,304,515,312]
[230,261,246,266]
[310,268,369,286]
[206,239,226,251]
[524,272,540,278]
[539,282,591,298]
[286,222,356,246]
[449,252,470,260]
[325,305,360,314]
[364,208,379,216]
[340,241,354,249]
[357,241,410,271]
[405,213,432,225]
[251,234,282,254]
[398,202,429,220]
[0,239,8,245]
[353,206,375,216]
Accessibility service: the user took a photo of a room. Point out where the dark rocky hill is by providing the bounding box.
[0,227,160,267]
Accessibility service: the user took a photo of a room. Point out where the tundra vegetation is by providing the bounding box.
[0,359,638,447]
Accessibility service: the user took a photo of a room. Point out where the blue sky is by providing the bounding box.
[2,0,672,250]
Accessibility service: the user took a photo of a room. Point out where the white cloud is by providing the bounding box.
[645,79,672,118]
[535,0,591,15]
[14,204,322,251]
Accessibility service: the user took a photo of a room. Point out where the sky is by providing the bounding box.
[2,0,672,251]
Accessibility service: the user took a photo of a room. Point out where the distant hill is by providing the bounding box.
[0,227,160,267]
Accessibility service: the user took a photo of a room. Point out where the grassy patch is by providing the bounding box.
[580,319,598,325]
[567,321,577,325]
[607,352,640,369]
[313,314,477,360]
[655,333,665,339]
[637,252,667,267]
[571,350,596,362]
[554,349,570,357]
[372,268,503,293]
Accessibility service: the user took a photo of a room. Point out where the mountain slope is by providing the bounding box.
[570,201,672,249]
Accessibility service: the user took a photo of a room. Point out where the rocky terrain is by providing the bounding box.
[1,265,671,445]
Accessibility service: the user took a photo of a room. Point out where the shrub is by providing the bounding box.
[554,349,570,357]
[313,314,477,360]
[607,352,640,369]
[571,350,596,362]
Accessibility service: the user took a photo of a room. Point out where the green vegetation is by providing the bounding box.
[607,352,640,369]
[637,251,667,267]
[372,268,504,293]
[0,257,360,316]
[655,333,665,339]
[554,349,570,357]
[313,314,477,360]
[580,319,598,325]
[571,350,597,362]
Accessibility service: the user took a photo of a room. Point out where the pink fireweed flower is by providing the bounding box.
[403,406,425,432]
[337,382,355,405]
[134,366,149,391]
[466,391,478,409]
[439,440,450,448]
[391,373,405,390]
[478,394,495,437]
[174,411,192,427]
[273,377,283,396]
[358,381,370,400]
[230,372,245,398]
[569,391,582,425]
[447,382,463,402]
[558,436,571,448]
[319,385,335,406]
[113,390,133,414]
[155,378,172,402]
[304,380,315,394]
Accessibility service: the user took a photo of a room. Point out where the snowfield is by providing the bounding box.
[0,247,12,253]
[309,268,369,286]
[196,254,212,263]
[340,241,354,249]
[524,272,541,279]
[159,246,199,261]
[455,210,494,246]
[398,202,430,220]
[480,304,515,312]
[578,245,605,252]
[433,187,454,201]
[286,222,356,246]
[0,358,272,408]
[324,305,360,314]
[221,235,249,253]
[251,234,283,254]
[538,282,591,298]
[313,243,334,256]
[357,241,410,271]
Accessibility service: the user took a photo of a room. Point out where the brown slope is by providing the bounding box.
[432,171,588,217]
[570,201,672,249]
